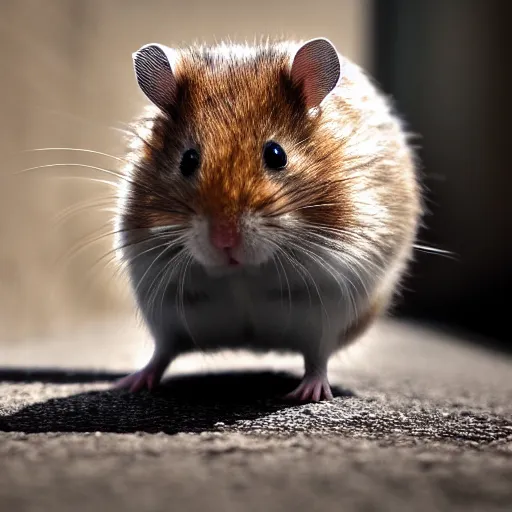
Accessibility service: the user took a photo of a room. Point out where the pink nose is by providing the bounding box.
[209,218,241,250]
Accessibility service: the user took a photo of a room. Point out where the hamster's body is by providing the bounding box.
[114,39,422,401]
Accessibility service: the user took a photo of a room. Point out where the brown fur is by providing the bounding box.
[121,41,422,313]
[123,44,360,237]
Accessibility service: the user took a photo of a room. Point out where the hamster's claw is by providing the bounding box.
[284,374,334,403]
[114,363,165,393]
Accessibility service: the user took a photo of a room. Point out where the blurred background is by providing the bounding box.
[0,0,508,358]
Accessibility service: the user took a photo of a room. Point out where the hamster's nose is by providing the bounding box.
[209,218,241,250]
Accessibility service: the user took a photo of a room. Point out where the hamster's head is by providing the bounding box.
[118,38,365,276]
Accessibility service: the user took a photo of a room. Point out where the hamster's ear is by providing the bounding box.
[132,43,178,109]
[290,38,341,109]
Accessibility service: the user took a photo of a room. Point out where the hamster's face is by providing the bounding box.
[120,43,353,276]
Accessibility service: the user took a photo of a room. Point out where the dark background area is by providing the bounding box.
[372,0,509,349]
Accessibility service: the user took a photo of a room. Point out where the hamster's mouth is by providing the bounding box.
[201,249,241,276]
[225,250,240,267]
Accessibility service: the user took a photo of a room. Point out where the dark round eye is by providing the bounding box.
[263,141,287,171]
[180,148,200,177]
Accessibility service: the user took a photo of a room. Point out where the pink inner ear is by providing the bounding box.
[299,60,321,108]
[290,39,341,109]
[291,51,320,107]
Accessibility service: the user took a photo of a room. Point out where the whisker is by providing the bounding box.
[105,232,185,286]
[290,203,340,211]
[149,224,188,235]
[143,248,183,317]
[261,230,310,308]
[281,231,370,318]
[155,247,188,320]
[278,237,331,322]
[47,175,119,188]
[277,248,314,308]
[302,228,385,275]
[175,253,202,352]
[294,220,455,264]
[13,161,190,214]
[53,197,118,225]
[24,165,196,220]
[413,243,457,259]
[270,247,292,315]
[75,230,182,288]
[135,237,186,300]
[290,222,387,261]
[24,147,127,164]
[14,162,125,181]
[60,223,185,272]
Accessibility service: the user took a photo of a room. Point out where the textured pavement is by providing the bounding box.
[1,319,512,511]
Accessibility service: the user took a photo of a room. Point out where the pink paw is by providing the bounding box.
[284,374,334,402]
[114,364,164,393]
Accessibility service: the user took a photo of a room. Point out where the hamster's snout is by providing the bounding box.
[209,218,241,250]
[209,218,242,266]
[187,212,277,272]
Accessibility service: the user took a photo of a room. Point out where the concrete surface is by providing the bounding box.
[1,319,512,511]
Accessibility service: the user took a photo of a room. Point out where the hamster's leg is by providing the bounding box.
[280,302,337,402]
[115,249,187,391]
[115,306,178,392]
[284,321,337,402]
[285,301,380,402]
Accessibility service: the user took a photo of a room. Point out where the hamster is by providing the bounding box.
[113,38,422,402]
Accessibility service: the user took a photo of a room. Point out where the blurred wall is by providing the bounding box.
[0,0,372,341]
[373,0,509,346]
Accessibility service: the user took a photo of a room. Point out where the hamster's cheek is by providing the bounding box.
[236,214,276,266]
[186,217,226,267]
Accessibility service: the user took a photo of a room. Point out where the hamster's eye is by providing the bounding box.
[180,149,200,178]
[263,141,287,171]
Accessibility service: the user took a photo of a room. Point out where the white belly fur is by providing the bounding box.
[127,247,370,360]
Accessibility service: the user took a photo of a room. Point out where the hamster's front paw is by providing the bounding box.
[114,357,169,393]
[114,366,162,392]
[284,373,334,403]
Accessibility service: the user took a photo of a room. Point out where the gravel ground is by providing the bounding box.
[1,319,512,512]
